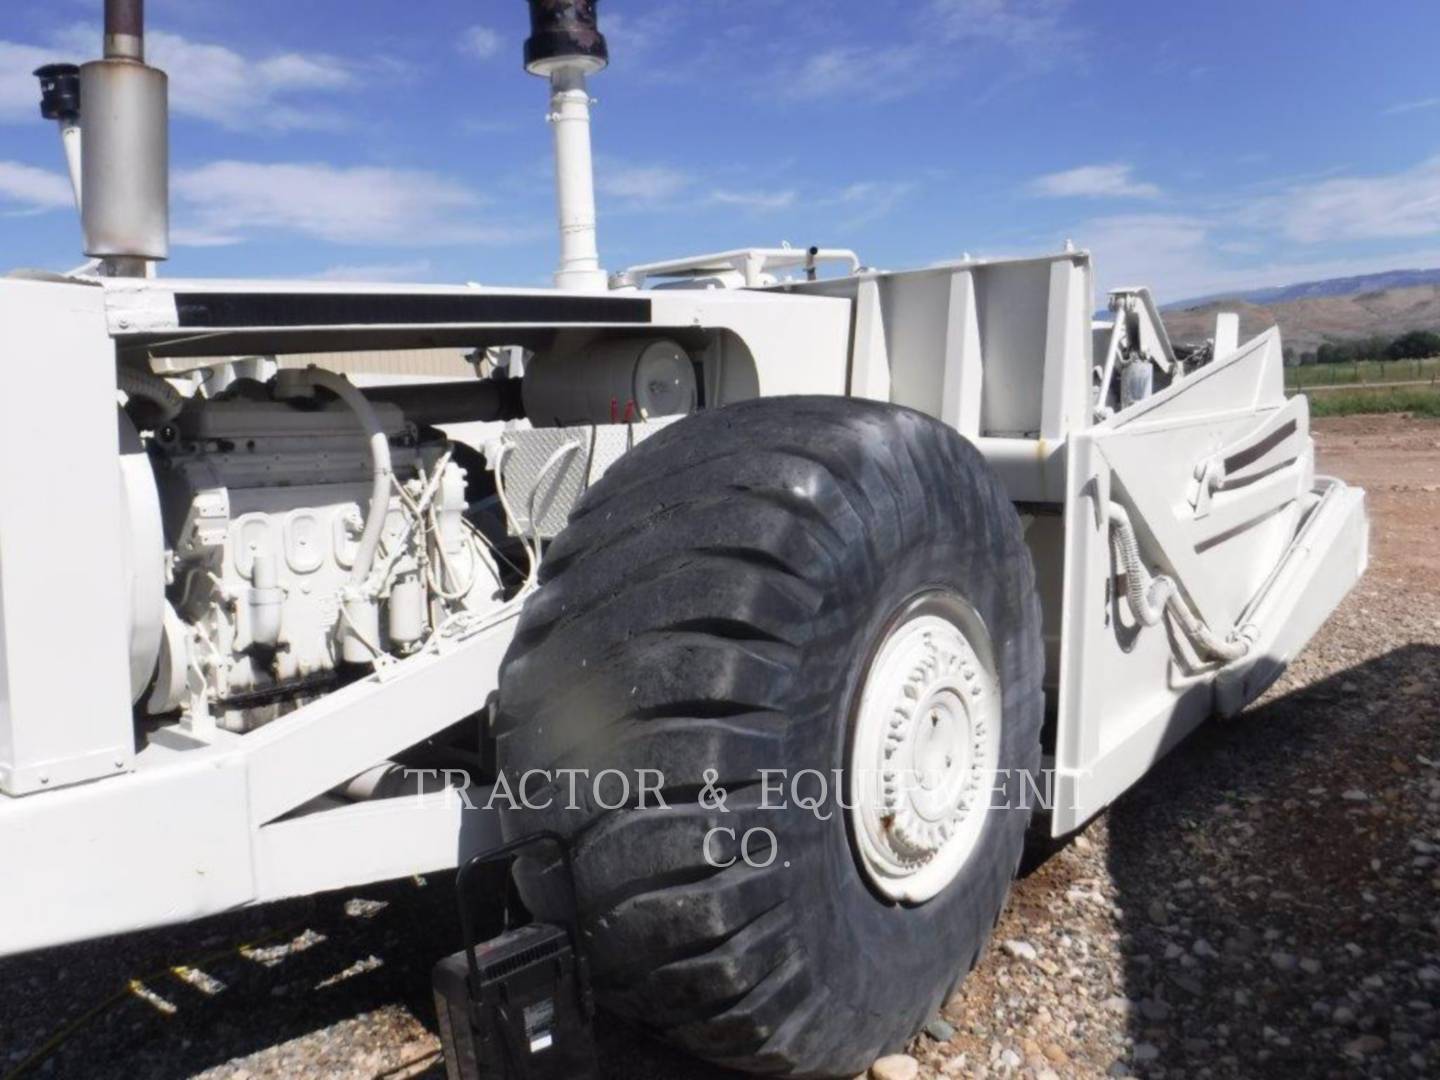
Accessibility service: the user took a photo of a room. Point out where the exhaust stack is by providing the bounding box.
[103,0,145,61]
[525,1,609,292]
[80,0,168,274]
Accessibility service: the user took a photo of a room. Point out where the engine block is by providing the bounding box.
[147,388,501,731]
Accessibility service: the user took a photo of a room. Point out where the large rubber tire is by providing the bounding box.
[495,397,1043,1078]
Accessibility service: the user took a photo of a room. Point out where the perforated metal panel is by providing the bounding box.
[497,420,680,539]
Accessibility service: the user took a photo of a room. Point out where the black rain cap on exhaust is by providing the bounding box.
[523,0,609,75]
[35,64,81,121]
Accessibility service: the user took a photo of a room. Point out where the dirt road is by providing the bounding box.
[2,416,1436,1080]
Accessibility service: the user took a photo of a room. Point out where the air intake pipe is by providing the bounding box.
[524,1,609,292]
[34,64,83,213]
[80,0,169,274]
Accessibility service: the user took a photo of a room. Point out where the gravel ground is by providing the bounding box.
[2,416,1436,1080]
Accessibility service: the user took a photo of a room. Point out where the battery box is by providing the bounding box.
[433,921,600,1080]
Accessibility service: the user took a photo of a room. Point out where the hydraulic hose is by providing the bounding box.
[1107,502,1253,662]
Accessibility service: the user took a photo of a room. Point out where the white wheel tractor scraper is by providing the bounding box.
[1,2,1367,1077]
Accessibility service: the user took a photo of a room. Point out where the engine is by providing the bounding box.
[137,372,505,732]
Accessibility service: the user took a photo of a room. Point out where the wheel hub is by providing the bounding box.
[849,601,1001,903]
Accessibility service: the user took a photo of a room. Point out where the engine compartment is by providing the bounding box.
[116,332,727,736]
[135,375,510,733]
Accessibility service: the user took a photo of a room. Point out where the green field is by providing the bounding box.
[1297,385,1440,418]
[1285,355,1440,389]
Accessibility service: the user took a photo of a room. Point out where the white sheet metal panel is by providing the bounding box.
[779,252,1092,440]
[1214,479,1368,715]
[1049,328,1364,834]
[940,270,983,438]
[1039,258,1092,441]
[0,752,254,953]
[0,280,135,795]
[255,787,503,903]
[647,288,850,399]
[0,608,516,953]
[973,258,1057,437]
[849,277,891,402]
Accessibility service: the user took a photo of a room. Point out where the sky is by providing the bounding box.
[3,0,1440,302]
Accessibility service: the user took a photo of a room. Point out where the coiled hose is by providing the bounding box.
[1107,502,1254,662]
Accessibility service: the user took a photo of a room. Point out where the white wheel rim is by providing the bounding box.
[849,597,1001,903]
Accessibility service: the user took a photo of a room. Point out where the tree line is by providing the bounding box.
[1286,329,1440,366]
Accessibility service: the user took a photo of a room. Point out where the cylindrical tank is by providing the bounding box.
[80,57,168,261]
[388,572,427,649]
[341,596,381,665]
[523,338,698,426]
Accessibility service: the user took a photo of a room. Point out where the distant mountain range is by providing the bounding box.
[1167,268,1440,310]
[1160,268,1440,356]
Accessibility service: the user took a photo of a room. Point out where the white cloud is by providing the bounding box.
[310,259,436,282]
[0,40,56,122]
[930,0,1074,56]
[1029,163,1160,199]
[38,25,357,132]
[0,160,74,212]
[783,45,927,103]
[709,189,798,212]
[1273,156,1440,243]
[781,1,1074,102]
[171,161,524,247]
[829,180,916,227]
[1067,213,1212,297]
[458,26,503,61]
[169,226,243,248]
[1063,210,1440,304]
[599,164,691,205]
[834,181,906,202]
[603,10,670,60]
[1382,97,1440,116]
[594,164,908,223]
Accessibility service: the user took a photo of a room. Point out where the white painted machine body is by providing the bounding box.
[0,249,1367,956]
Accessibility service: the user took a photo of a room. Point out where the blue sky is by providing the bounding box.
[3,0,1440,301]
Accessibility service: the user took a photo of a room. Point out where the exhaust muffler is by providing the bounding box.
[80,0,168,271]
